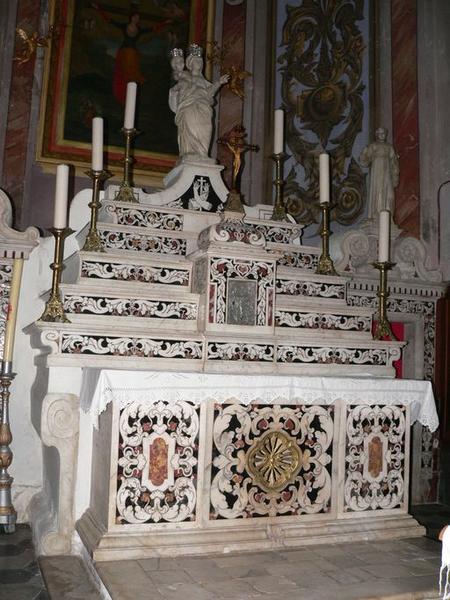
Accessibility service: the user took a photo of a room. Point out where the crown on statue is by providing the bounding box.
[187,43,203,57]
[170,47,184,58]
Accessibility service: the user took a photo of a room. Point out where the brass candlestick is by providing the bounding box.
[0,361,16,532]
[115,127,139,203]
[373,260,397,340]
[82,169,111,252]
[39,227,74,322]
[316,202,337,275]
[271,152,288,221]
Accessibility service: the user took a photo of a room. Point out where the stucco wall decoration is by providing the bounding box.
[277,0,369,228]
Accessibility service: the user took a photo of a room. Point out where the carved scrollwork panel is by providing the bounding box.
[344,404,406,511]
[210,403,333,519]
[116,400,199,524]
[278,1,367,225]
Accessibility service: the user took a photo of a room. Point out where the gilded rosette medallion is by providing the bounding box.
[246,431,302,493]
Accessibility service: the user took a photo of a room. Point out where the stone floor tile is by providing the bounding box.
[404,557,440,576]
[149,568,193,586]
[219,565,268,579]
[266,557,336,577]
[202,577,258,598]
[289,571,342,590]
[137,558,179,571]
[39,556,101,600]
[157,582,216,600]
[326,566,368,586]
[279,548,318,562]
[186,564,237,583]
[174,556,218,570]
[245,575,297,594]
[326,554,369,569]
[310,544,353,558]
[0,581,46,600]
[97,560,160,600]
[361,562,419,579]
[0,548,35,569]
[213,552,281,568]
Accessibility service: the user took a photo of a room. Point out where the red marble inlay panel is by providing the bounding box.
[149,437,168,487]
[368,435,383,479]
[391,0,420,238]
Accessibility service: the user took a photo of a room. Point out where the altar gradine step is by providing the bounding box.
[64,250,193,289]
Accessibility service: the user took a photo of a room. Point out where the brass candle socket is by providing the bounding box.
[316,202,337,276]
[271,152,288,221]
[115,127,139,203]
[82,169,111,253]
[39,227,74,323]
[0,361,16,532]
[372,260,397,341]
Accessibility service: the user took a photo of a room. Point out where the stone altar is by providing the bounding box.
[26,160,439,557]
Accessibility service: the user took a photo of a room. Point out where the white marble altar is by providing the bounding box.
[24,169,440,558]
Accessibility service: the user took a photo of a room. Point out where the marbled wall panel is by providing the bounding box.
[391,0,420,238]
[1,0,41,227]
[216,1,247,187]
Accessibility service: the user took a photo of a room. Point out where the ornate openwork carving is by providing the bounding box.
[344,404,406,512]
[81,260,190,286]
[117,400,199,524]
[99,228,187,256]
[278,1,366,224]
[211,404,333,519]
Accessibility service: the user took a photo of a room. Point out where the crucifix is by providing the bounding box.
[218,124,259,213]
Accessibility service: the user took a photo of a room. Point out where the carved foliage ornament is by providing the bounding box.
[278,0,366,225]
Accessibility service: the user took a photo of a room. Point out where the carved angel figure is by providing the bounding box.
[14,26,54,65]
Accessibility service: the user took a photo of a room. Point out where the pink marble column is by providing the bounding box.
[391,0,420,238]
[1,0,41,228]
[216,2,247,188]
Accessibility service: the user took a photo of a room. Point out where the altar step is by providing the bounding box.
[77,508,426,561]
[60,283,200,330]
[35,321,403,377]
[64,250,193,290]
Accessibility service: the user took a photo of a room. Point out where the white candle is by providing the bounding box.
[274,109,284,154]
[124,82,137,129]
[92,117,103,172]
[3,258,24,363]
[378,210,391,262]
[319,153,330,204]
[53,164,69,229]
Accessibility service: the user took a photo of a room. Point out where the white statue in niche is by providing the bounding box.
[359,127,400,221]
[169,44,229,160]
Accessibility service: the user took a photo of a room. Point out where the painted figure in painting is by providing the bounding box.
[360,128,400,220]
[92,3,180,104]
[169,44,229,159]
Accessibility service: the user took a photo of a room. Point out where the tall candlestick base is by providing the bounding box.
[316,202,337,276]
[373,260,397,341]
[0,361,16,533]
[82,169,111,252]
[115,128,139,203]
[39,227,74,322]
[271,152,288,221]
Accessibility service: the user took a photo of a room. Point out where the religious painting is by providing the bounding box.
[37,0,211,177]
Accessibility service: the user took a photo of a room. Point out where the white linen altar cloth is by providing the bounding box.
[80,369,439,432]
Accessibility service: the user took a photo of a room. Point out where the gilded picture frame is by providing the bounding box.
[36,0,213,182]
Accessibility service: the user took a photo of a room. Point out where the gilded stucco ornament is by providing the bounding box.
[279,0,366,225]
